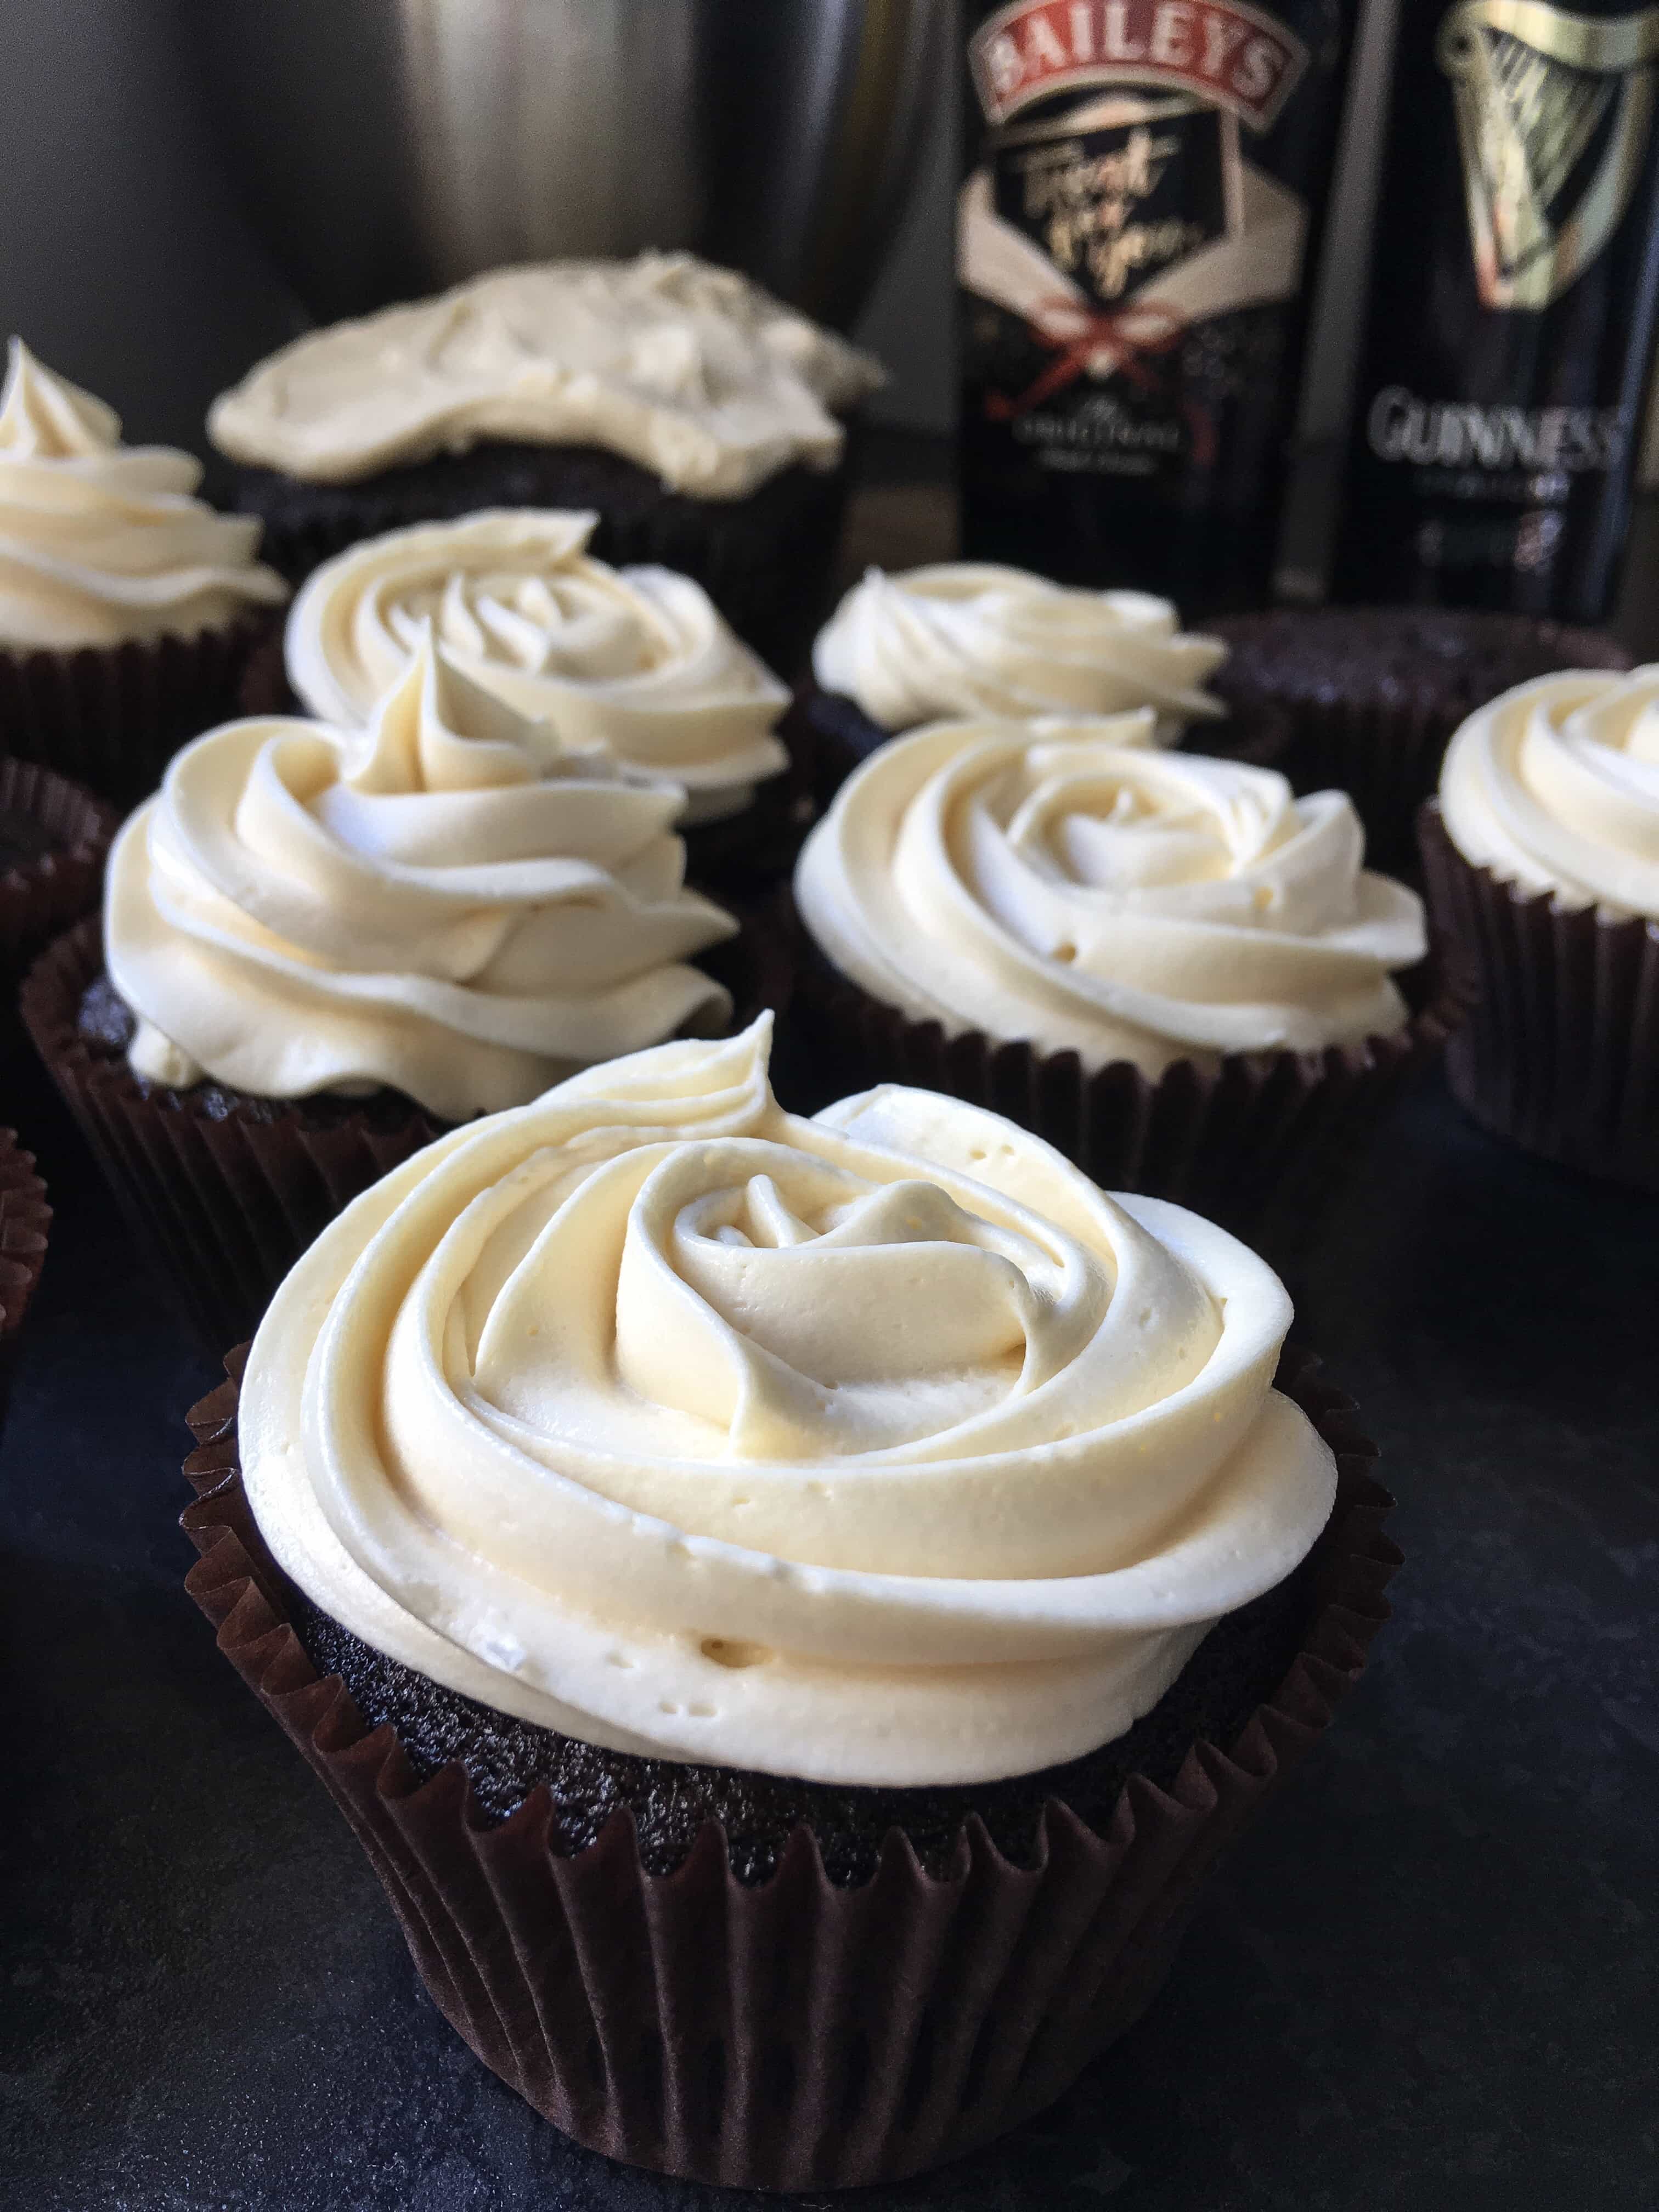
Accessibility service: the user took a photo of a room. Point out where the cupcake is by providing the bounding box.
[0,339,289,805]
[180,1018,1398,2190]
[22,633,743,1342]
[1421,667,1659,1189]
[792,724,1459,1254]
[805,563,1228,802]
[249,507,802,880]
[1202,606,1632,881]
[0,757,115,980]
[207,253,884,670]
[0,1128,49,1441]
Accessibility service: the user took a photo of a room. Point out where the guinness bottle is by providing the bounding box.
[958,0,1360,613]
[1334,0,1659,620]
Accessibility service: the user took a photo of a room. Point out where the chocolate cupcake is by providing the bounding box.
[253,508,808,885]
[0,1128,49,1440]
[1201,606,1632,881]
[792,723,1465,1260]
[1421,667,1659,1189]
[180,1019,1398,2190]
[22,635,747,1343]
[207,254,884,673]
[0,757,115,981]
[805,562,1228,804]
[0,340,288,806]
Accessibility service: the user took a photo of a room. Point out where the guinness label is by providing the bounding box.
[1335,0,1659,619]
[958,0,1358,612]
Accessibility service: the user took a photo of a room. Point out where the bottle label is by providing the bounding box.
[961,0,1316,480]
[1438,0,1659,311]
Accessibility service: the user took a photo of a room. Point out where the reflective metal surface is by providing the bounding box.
[180,0,949,328]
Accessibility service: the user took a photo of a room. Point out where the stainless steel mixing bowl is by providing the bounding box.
[180,0,950,328]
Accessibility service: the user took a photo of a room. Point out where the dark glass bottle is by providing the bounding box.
[1333,0,1659,620]
[958,0,1360,614]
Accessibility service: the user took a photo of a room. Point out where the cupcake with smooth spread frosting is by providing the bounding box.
[1422,667,1659,1186]
[259,509,795,866]
[208,253,884,666]
[182,1016,1399,2187]
[0,340,288,802]
[806,562,1227,798]
[23,633,743,1339]
[793,724,1456,1244]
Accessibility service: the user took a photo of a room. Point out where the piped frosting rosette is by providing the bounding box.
[240,1017,1336,1786]
[794,723,1427,1075]
[0,340,287,650]
[286,510,790,825]
[1439,666,1659,916]
[812,563,1227,739]
[105,632,736,1120]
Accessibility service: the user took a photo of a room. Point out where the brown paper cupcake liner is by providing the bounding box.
[1419,800,1659,1189]
[0,1128,49,1438]
[785,899,1471,1267]
[241,634,825,889]
[180,1343,1398,2191]
[0,759,116,983]
[0,612,282,810]
[1199,608,1632,883]
[20,906,789,1350]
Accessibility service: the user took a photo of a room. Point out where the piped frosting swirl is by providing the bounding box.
[240,1018,1336,1786]
[286,510,789,825]
[794,723,1426,1075]
[812,564,1227,738]
[0,340,287,650]
[105,633,735,1119]
[1440,666,1659,917]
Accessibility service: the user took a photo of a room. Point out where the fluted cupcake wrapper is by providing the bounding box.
[21,909,787,1351]
[0,759,117,982]
[0,613,281,810]
[180,1345,1398,2193]
[1199,611,1631,884]
[785,899,1471,1271]
[0,1128,50,1440]
[1419,801,1659,1189]
[241,637,828,890]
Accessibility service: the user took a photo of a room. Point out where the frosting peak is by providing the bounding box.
[106,633,736,1119]
[286,510,790,824]
[794,724,1426,1075]
[0,340,288,651]
[240,1019,1335,1785]
[1440,667,1659,917]
[208,253,885,497]
[812,563,1228,737]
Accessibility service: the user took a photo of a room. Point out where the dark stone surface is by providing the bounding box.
[1,1057,1656,2210]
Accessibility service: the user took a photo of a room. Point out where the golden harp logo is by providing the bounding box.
[1438,0,1659,309]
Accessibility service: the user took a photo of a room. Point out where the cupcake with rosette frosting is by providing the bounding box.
[182,1015,1400,2188]
[805,562,1227,802]
[1421,665,1659,1186]
[208,252,884,667]
[0,340,287,803]
[793,722,1460,1248]
[22,630,743,1340]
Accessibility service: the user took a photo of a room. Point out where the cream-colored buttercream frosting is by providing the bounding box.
[208,253,885,498]
[1440,667,1659,918]
[812,564,1227,739]
[285,510,789,826]
[105,633,736,1119]
[240,1017,1335,1786]
[795,724,1426,1076]
[0,339,287,650]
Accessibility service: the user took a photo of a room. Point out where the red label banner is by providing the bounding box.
[969,0,1310,134]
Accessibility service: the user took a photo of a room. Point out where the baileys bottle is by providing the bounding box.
[958,0,1359,613]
